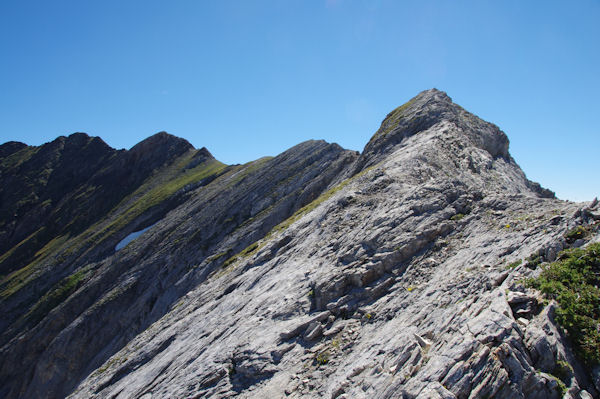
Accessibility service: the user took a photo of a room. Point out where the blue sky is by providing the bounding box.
[0,1,598,201]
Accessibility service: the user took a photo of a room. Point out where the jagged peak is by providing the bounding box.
[63,133,113,153]
[362,88,509,162]
[66,132,92,142]
[38,132,112,153]
[127,132,198,172]
[194,146,214,159]
[412,87,453,103]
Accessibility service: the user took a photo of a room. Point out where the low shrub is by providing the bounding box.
[527,243,600,366]
[564,226,588,244]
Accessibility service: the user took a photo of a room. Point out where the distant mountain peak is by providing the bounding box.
[414,87,453,102]
[127,131,195,170]
[129,131,194,153]
[0,141,28,158]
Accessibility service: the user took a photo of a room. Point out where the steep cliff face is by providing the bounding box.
[1,89,598,399]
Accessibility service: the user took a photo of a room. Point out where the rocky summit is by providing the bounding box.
[0,89,599,399]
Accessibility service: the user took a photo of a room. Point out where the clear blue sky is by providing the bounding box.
[1,1,598,201]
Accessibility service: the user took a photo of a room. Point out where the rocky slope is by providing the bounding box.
[1,89,599,399]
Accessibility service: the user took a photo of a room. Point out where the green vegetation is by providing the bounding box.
[315,350,330,365]
[1,151,228,302]
[212,241,263,279]
[212,165,379,278]
[564,226,588,244]
[506,259,523,270]
[33,233,71,260]
[206,250,231,263]
[555,378,567,397]
[369,98,416,142]
[95,354,128,375]
[450,213,465,221]
[527,243,600,366]
[222,242,260,268]
[225,156,272,188]
[23,267,89,326]
[542,371,567,397]
[526,253,542,268]
[90,156,227,246]
[0,231,71,299]
[0,145,39,170]
[270,164,377,235]
[552,359,573,383]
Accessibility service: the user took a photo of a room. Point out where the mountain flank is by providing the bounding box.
[0,89,598,399]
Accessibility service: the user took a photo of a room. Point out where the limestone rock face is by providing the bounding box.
[0,89,598,399]
[362,89,508,164]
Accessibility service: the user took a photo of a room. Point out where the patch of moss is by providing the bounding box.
[0,262,37,300]
[206,250,231,263]
[94,354,128,375]
[527,243,600,366]
[315,350,330,365]
[506,259,523,270]
[222,242,261,269]
[0,227,45,272]
[271,164,378,235]
[550,373,568,397]
[450,213,465,221]
[33,233,71,260]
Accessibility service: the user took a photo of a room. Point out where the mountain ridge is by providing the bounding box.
[0,89,598,399]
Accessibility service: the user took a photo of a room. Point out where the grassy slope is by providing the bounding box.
[218,164,377,274]
[366,98,416,146]
[0,150,227,302]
